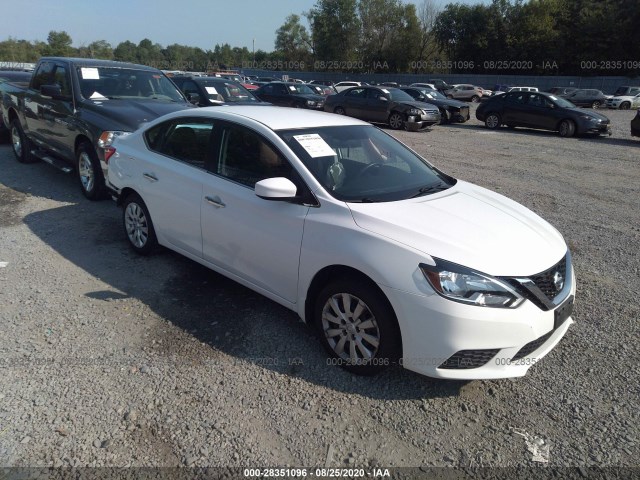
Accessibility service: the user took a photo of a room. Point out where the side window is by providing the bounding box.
[275,84,288,94]
[506,93,527,104]
[146,119,214,169]
[53,65,71,97]
[528,94,544,107]
[181,80,199,96]
[31,62,54,91]
[366,89,386,100]
[217,125,294,188]
[346,88,365,98]
[262,84,274,94]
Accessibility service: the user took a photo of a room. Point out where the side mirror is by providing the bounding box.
[255,177,298,201]
[41,84,62,99]
[187,93,201,105]
[379,96,388,102]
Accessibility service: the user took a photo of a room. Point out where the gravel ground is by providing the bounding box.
[0,106,638,471]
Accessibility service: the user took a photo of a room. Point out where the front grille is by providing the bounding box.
[511,330,554,361]
[530,255,567,301]
[438,349,500,370]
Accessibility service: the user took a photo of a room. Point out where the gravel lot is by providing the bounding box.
[0,106,638,471]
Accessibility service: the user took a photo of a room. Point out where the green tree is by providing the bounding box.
[113,41,138,62]
[275,14,312,61]
[306,0,360,68]
[45,31,73,57]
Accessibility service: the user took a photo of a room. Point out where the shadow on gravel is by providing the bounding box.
[22,201,466,401]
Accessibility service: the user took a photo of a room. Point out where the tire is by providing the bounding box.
[388,112,405,130]
[558,119,576,137]
[620,102,631,110]
[591,101,601,109]
[122,193,158,255]
[485,112,501,129]
[470,95,480,103]
[334,106,346,115]
[446,94,453,99]
[314,278,401,375]
[10,118,35,163]
[76,142,106,200]
[439,109,451,125]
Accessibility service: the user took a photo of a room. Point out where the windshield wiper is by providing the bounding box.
[411,182,449,198]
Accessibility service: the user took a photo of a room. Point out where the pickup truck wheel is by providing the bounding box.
[122,193,157,255]
[76,142,105,200]
[10,119,35,164]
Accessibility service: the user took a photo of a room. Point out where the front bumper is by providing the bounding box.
[578,121,611,136]
[380,268,576,380]
[406,111,441,131]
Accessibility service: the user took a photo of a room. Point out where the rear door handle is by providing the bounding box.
[204,195,225,208]
[143,173,158,182]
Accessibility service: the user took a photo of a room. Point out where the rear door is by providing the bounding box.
[342,88,368,118]
[23,61,55,146]
[501,92,530,126]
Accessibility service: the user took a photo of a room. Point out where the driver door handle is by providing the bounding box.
[143,173,158,182]
[205,195,225,208]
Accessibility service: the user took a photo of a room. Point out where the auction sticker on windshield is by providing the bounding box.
[205,87,218,94]
[81,68,100,79]
[293,134,336,158]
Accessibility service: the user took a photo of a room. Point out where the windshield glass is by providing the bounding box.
[201,80,258,103]
[387,89,416,102]
[278,125,455,202]
[77,67,184,101]
[420,89,445,100]
[289,84,316,95]
[613,87,629,96]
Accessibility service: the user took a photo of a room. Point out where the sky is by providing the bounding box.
[3,0,486,52]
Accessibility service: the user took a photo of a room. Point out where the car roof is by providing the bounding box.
[40,57,159,71]
[147,105,369,130]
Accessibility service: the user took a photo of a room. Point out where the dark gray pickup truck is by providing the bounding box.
[1,57,193,199]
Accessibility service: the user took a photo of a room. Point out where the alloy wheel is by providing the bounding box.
[124,203,149,248]
[78,152,95,193]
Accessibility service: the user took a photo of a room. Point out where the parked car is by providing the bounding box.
[0,57,193,199]
[107,105,575,379]
[409,82,436,90]
[324,86,440,130]
[548,87,578,96]
[334,81,366,92]
[308,80,335,87]
[561,89,609,108]
[253,82,326,110]
[445,84,483,102]
[605,86,640,109]
[427,79,454,93]
[476,91,611,137]
[379,82,399,87]
[632,109,640,137]
[400,87,470,124]
[171,76,264,106]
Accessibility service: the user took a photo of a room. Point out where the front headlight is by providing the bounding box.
[420,258,524,308]
[306,100,316,106]
[98,130,130,148]
[408,108,423,115]
[580,115,598,122]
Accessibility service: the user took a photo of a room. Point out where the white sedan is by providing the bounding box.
[107,106,575,380]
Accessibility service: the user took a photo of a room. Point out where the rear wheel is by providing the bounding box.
[591,100,601,109]
[558,119,576,137]
[10,118,35,163]
[315,278,401,375]
[334,106,346,115]
[76,142,106,200]
[388,112,405,130]
[122,193,157,255]
[485,113,501,129]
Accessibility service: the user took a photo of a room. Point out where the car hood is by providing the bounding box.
[570,108,609,122]
[293,94,326,102]
[347,180,566,276]
[82,99,194,131]
[419,98,467,109]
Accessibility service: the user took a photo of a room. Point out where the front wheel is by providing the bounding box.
[439,109,451,125]
[470,95,480,103]
[315,279,401,375]
[122,193,157,255]
[485,113,501,129]
[76,142,106,200]
[10,118,35,163]
[558,119,576,137]
[388,112,405,130]
[620,102,631,110]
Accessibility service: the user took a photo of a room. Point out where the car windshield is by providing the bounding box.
[288,84,316,95]
[613,87,629,96]
[421,89,446,100]
[77,67,185,101]
[200,80,258,103]
[549,95,576,108]
[278,125,455,202]
[386,89,417,102]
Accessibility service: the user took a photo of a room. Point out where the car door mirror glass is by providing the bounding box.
[255,177,298,200]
